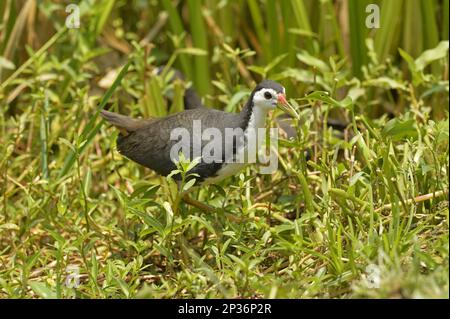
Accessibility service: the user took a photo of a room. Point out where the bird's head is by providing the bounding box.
[252,80,299,119]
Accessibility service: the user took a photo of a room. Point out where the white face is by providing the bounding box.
[252,87,285,111]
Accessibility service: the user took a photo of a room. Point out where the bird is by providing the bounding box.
[101,79,299,211]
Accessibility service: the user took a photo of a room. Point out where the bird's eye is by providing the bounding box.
[264,92,272,99]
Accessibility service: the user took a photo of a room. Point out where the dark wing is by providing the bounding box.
[116,108,243,181]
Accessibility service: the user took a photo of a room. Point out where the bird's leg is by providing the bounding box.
[182,194,217,213]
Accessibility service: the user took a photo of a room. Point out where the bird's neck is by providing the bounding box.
[240,97,267,131]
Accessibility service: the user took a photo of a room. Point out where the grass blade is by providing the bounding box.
[374,0,403,62]
[95,0,115,36]
[348,0,370,77]
[248,0,270,61]
[161,0,193,79]
[0,27,67,90]
[291,0,314,52]
[187,0,211,95]
[58,60,131,178]
[39,95,49,180]
[266,0,279,59]
[444,0,449,40]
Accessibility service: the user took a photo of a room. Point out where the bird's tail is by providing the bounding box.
[100,110,150,135]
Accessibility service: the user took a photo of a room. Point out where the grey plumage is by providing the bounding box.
[102,108,244,182]
[101,79,286,183]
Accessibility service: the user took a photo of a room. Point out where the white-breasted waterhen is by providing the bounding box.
[101,79,299,211]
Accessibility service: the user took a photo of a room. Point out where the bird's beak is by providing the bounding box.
[277,94,299,119]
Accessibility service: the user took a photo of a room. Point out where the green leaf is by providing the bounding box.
[420,83,449,99]
[435,119,449,144]
[382,118,418,141]
[272,68,330,90]
[329,188,367,207]
[129,207,165,235]
[0,56,15,70]
[364,77,408,91]
[0,223,19,230]
[58,137,76,152]
[176,47,208,56]
[163,201,174,227]
[299,91,353,109]
[225,90,250,112]
[349,172,369,187]
[91,251,98,281]
[166,169,181,180]
[399,48,417,73]
[161,0,192,77]
[399,48,422,85]
[265,53,288,74]
[287,28,318,38]
[247,65,266,76]
[29,282,57,299]
[189,215,216,234]
[58,61,131,178]
[186,157,201,172]
[297,51,330,73]
[182,178,197,192]
[47,229,66,245]
[228,254,246,268]
[415,41,449,71]
[95,0,115,36]
[115,277,130,298]
[83,167,92,197]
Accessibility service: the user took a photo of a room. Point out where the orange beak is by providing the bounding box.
[278,94,288,105]
[277,94,299,119]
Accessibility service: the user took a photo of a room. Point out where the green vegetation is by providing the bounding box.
[0,0,448,298]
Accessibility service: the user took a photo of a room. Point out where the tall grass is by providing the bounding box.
[187,0,211,95]
[2,1,447,104]
[161,0,193,79]
[444,0,449,40]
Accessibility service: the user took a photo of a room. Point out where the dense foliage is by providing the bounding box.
[0,0,448,298]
